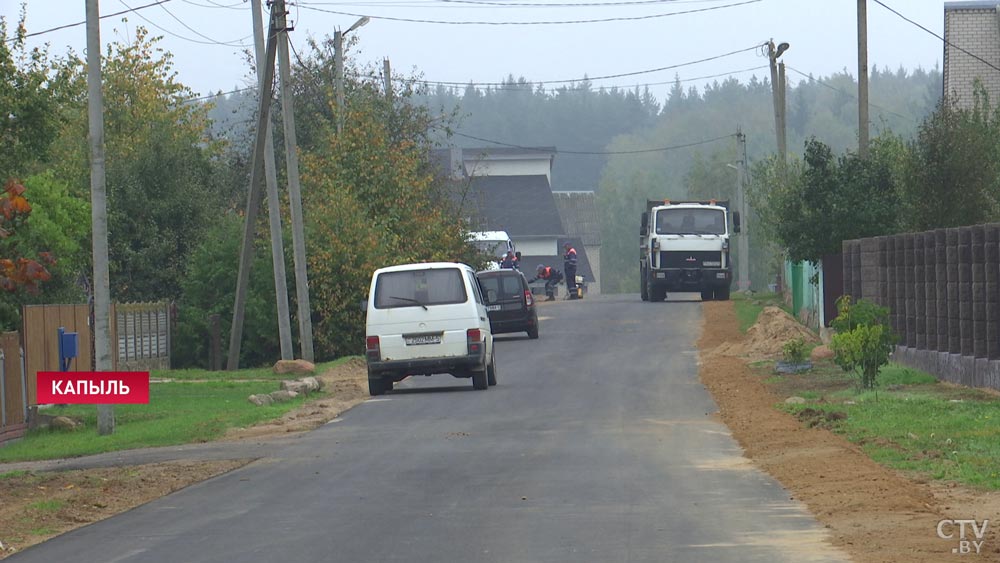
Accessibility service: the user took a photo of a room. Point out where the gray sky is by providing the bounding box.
[2,0,945,101]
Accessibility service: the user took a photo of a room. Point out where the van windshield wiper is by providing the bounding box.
[389,295,428,310]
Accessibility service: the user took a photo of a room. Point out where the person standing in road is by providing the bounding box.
[563,242,578,298]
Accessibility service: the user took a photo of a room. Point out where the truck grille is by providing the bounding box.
[659,251,722,269]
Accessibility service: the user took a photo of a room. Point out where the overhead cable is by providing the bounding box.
[295,0,760,25]
[6,0,173,42]
[453,131,735,154]
[873,0,1000,74]
[785,66,917,122]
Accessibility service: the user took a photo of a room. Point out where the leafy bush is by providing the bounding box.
[782,337,807,364]
[830,296,897,390]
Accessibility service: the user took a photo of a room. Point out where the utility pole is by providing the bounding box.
[274,0,315,361]
[737,130,750,292]
[86,0,114,435]
[857,0,870,158]
[251,0,293,360]
[767,40,790,161]
[334,29,344,135]
[334,17,369,135]
[228,9,279,371]
[383,58,392,100]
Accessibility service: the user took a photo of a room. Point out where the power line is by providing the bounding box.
[396,43,762,86]
[180,0,248,8]
[155,0,251,44]
[453,131,735,154]
[6,0,173,42]
[873,0,1000,74]
[297,0,731,7]
[785,65,916,123]
[118,0,253,46]
[414,64,768,92]
[295,0,759,25]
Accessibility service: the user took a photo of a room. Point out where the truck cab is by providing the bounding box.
[639,200,739,302]
[469,231,515,271]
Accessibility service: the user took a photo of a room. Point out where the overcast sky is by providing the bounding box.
[2,0,945,101]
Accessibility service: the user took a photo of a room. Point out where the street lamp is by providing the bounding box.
[767,40,789,161]
[335,16,371,134]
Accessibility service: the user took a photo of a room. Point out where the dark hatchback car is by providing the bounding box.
[476,269,539,339]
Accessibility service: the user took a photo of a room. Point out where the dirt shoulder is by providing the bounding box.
[699,301,1000,562]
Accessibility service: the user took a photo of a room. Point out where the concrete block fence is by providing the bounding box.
[843,224,1000,392]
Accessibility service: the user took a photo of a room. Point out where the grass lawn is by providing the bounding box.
[763,360,1000,490]
[0,358,359,463]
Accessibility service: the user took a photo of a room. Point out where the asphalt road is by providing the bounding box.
[9,294,848,563]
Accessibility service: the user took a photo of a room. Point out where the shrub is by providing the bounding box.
[782,337,808,364]
[829,296,897,390]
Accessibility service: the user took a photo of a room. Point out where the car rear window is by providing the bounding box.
[374,268,468,309]
[478,273,523,301]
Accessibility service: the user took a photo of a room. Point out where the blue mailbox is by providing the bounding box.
[57,327,79,372]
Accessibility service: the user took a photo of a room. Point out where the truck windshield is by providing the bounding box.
[655,208,726,235]
[473,240,507,255]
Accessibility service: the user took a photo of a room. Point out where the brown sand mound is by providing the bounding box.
[711,306,820,360]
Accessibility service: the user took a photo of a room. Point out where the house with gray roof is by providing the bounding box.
[434,146,598,295]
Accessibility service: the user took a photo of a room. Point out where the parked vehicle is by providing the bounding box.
[476,269,539,339]
[469,230,515,270]
[639,199,739,302]
[364,262,496,395]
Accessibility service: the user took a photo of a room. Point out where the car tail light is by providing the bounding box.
[524,290,534,307]
[467,328,483,355]
[365,336,380,362]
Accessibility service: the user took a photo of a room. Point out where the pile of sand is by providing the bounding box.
[709,306,820,360]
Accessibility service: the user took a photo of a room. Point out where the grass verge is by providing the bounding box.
[0,359,357,463]
[762,360,1000,490]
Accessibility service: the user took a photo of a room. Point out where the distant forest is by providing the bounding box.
[418,66,942,192]
[205,65,943,294]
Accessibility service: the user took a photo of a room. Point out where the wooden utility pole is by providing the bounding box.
[251,0,294,360]
[858,0,870,158]
[767,41,783,161]
[228,9,279,371]
[274,0,315,361]
[736,130,750,292]
[86,0,114,435]
[383,58,392,100]
[335,29,345,135]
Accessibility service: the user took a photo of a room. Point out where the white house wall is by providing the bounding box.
[464,159,552,183]
[515,238,558,256]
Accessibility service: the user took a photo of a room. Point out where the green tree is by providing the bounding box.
[898,93,999,231]
[767,138,900,264]
[49,27,224,302]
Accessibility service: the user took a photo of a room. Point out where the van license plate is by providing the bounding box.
[485,305,501,311]
[655,272,665,279]
[405,335,441,345]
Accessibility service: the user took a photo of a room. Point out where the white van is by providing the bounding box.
[364,262,496,395]
[469,231,514,270]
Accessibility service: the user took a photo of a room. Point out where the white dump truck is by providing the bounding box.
[639,199,740,302]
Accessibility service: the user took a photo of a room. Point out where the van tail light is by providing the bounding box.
[365,336,380,362]
[467,328,483,356]
[524,290,534,307]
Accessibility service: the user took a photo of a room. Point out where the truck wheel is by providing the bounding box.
[700,290,713,301]
[640,269,649,301]
[487,352,497,386]
[714,286,731,301]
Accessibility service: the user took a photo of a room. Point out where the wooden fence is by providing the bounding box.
[0,332,28,445]
[22,304,92,409]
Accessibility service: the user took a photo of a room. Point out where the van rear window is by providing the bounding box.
[374,268,468,309]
